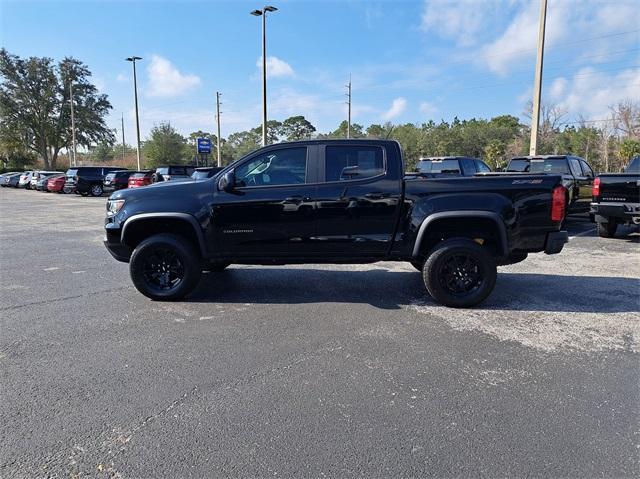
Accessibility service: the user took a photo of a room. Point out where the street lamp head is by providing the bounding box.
[250,9,262,16]
[264,5,278,12]
[125,56,142,62]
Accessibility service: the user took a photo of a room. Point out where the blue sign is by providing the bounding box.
[197,137,212,154]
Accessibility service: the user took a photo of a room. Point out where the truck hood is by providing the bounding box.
[109,177,213,202]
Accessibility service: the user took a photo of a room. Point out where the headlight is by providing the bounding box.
[106,199,125,216]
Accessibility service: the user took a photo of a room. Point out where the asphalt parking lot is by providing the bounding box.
[1,187,639,478]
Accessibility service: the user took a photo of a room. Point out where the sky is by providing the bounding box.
[1,0,639,145]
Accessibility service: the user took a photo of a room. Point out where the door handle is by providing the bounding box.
[365,192,384,199]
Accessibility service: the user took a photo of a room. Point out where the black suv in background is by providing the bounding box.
[506,155,595,215]
[66,166,127,196]
[412,157,492,177]
[103,170,135,193]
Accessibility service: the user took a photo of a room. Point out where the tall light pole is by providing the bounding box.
[121,113,126,161]
[126,56,143,170]
[251,5,278,147]
[216,91,222,167]
[69,80,77,167]
[529,0,548,156]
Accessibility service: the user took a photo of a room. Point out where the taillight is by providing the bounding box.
[592,177,600,198]
[551,185,566,222]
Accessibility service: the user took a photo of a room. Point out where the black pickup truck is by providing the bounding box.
[506,155,594,216]
[590,156,640,237]
[104,140,568,307]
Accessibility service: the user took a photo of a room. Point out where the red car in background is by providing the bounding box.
[47,174,67,193]
[127,171,153,188]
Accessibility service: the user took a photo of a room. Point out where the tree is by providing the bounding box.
[483,139,507,170]
[250,120,282,145]
[617,139,640,166]
[280,116,315,141]
[0,49,114,169]
[143,122,187,168]
[227,129,261,159]
[92,142,114,162]
[327,120,364,138]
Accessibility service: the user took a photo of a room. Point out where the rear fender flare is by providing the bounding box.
[412,210,508,258]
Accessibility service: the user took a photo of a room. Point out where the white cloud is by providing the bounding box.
[421,0,502,46]
[419,101,438,116]
[146,54,201,97]
[116,73,128,83]
[549,77,567,100]
[553,67,640,120]
[256,56,295,78]
[382,97,407,121]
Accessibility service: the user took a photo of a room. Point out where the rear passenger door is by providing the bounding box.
[314,144,402,256]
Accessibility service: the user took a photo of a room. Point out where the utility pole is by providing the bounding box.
[251,6,278,147]
[529,0,548,156]
[216,91,222,167]
[345,74,352,139]
[121,113,126,161]
[126,56,143,170]
[69,81,77,167]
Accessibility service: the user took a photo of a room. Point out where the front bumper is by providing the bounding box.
[104,224,131,262]
[544,230,568,254]
[590,202,640,224]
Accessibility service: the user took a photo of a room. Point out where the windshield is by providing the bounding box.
[417,159,461,174]
[508,158,569,174]
[626,157,640,173]
[66,169,78,177]
[191,170,210,180]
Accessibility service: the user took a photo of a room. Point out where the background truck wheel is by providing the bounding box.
[423,238,497,308]
[410,259,424,271]
[597,220,617,238]
[203,261,230,272]
[90,184,103,197]
[129,233,202,301]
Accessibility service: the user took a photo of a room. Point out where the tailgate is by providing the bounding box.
[599,175,640,203]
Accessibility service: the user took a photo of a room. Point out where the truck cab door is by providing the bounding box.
[210,145,318,258]
[314,143,403,256]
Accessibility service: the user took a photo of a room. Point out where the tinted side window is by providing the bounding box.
[236,147,307,187]
[569,159,582,177]
[325,145,384,182]
[460,159,476,175]
[476,160,491,173]
[579,160,593,177]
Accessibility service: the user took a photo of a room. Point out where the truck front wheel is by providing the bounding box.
[129,233,202,301]
[423,238,497,308]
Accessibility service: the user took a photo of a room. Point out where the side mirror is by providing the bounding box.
[340,165,359,180]
[218,170,236,192]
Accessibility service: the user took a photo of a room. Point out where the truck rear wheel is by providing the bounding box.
[130,233,202,301]
[423,238,497,308]
[597,220,617,238]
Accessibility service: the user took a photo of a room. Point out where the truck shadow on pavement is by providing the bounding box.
[189,268,640,314]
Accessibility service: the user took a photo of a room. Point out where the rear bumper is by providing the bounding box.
[544,231,568,254]
[590,202,640,224]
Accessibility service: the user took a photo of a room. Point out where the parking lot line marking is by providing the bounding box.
[72,270,86,274]
[569,227,596,238]
[43,267,59,271]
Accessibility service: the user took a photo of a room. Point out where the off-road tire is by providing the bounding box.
[130,233,202,301]
[423,238,497,308]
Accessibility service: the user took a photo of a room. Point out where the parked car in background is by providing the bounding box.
[18,171,34,188]
[103,170,135,193]
[127,171,154,188]
[38,173,65,192]
[191,166,223,180]
[0,172,21,186]
[31,171,63,189]
[65,166,126,197]
[590,156,640,237]
[1,172,22,187]
[506,155,595,215]
[412,157,492,177]
[152,165,196,183]
[47,174,67,193]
